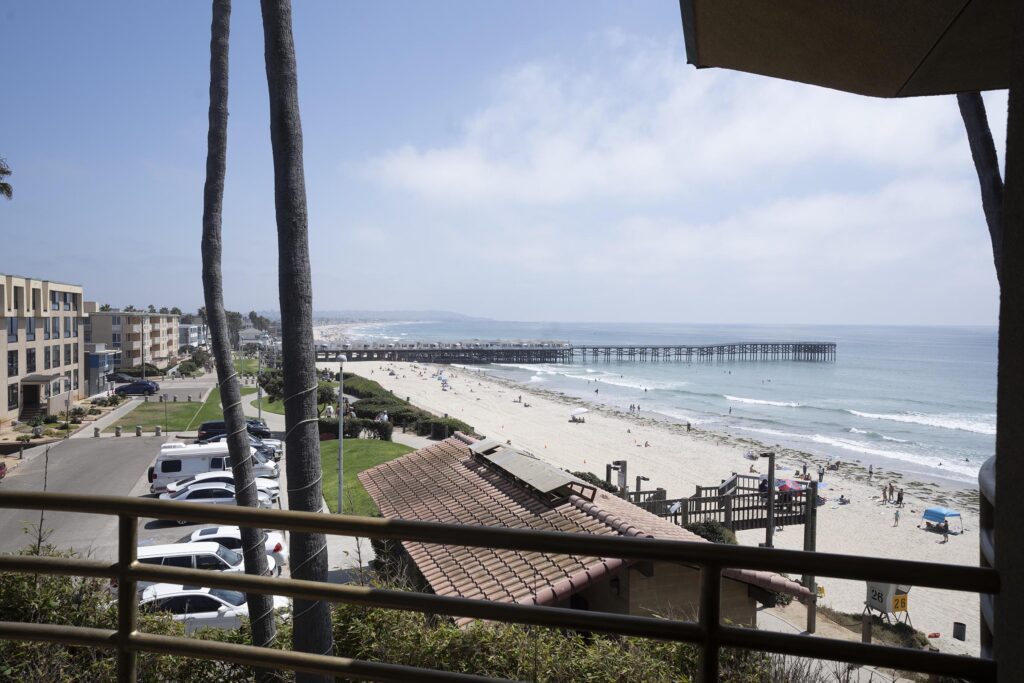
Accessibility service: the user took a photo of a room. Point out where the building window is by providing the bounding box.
[51,318,59,338]
[73,370,79,390]
[52,344,61,368]
[112,315,121,326]
[63,292,71,311]
[44,347,50,370]
[7,317,18,343]
[50,291,59,311]
[43,317,50,340]
[64,317,71,338]
[25,317,35,341]
[26,349,36,373]
[64,344,71,366]
[73,343,79,363]
[112,333,121,343]
[73,317,79,337]
[7,350,18,377]
[7,384,17,410]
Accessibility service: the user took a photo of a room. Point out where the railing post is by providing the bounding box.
[698,565,721,683]
[117,515,138,682]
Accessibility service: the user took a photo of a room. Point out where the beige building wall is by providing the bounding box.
[1,275,86,428]
[576,561,757,628]
[85,309,181,369]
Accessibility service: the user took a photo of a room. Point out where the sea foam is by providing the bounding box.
[848,410,996,435]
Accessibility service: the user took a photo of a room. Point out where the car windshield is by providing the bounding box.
[170,489,192,499]
[252,450,269,464]
[216,545,242,566]
[209,588,246,606]
[172,477,196,489]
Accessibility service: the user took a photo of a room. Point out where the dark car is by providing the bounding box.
[106,372,135,384]
[197,420,273,442]
[114,380,158,396]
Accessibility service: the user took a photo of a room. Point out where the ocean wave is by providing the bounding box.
[847,427,909,443]
[848,410,996,435]
[725,395,803,408]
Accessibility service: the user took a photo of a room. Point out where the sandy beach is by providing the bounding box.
[328,359,982,656]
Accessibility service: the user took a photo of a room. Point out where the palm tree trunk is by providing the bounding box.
[957,92,1005,284]
[259,0,333,675]
[200,0,278,667]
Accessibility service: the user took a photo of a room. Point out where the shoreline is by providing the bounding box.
[332,359,982,656]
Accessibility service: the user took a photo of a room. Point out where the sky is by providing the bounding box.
[0,1,1006,325]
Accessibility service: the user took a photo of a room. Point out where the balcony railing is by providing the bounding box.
[0,490,999,683]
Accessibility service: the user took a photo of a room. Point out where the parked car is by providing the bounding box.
[158,482,272,524]
[198,432,281,460]
[165,470,280,502]
[105,372,135,384]
[139,583,289,633]
[197,419,273,441]
[149,444,278,493]
[114,380,159,396]
[178,525,289,575]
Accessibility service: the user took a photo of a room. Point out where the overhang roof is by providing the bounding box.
[20,373,61,384]
[679,0,1011,97]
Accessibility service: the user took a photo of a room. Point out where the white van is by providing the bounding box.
[149,443,278,493]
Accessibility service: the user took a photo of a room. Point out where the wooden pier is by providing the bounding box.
[315,341,836,364]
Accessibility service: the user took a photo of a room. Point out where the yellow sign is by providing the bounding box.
[817,585,826,598]
[892,594,908,613]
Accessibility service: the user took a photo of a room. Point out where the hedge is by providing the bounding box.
[116,363,164,378]
[319,417,393,442]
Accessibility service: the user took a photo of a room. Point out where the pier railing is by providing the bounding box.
[315,341,837,364]
[0,490,996,682]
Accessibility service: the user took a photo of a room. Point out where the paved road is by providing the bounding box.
[0,437,164,559]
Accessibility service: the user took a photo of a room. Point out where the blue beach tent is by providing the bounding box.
[921,507,963,533]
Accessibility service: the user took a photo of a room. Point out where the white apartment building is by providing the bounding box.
[1,274,86,427]
[85,306,180,370]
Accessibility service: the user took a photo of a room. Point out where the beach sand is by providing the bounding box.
[329,359,981,656]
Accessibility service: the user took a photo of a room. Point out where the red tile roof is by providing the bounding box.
[359,437,811,611]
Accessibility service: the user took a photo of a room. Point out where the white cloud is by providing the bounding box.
[341,30,999,324]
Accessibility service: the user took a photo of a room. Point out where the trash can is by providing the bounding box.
[135,425,142,437]
[953,622,967,641]
[115,426,122,437]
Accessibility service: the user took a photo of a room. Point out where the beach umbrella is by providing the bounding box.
[570,408,589,416]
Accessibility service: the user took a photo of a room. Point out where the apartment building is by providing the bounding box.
[179,323,209,350]
[0,274,86,427]
[84,306,180,370]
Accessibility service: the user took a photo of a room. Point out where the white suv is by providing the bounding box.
[178,526,289,575]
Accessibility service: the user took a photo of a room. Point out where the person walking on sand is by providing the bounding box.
[893,509,900,527]
[897,488,904,508]
[868,464,873,480]
[818,465,825,483]
[881,485,887,504]
[941,519,950,543]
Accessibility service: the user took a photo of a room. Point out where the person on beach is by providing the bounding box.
[941,520,950,543]
[881,485,887,504]
[897,489,904,507]
[869,464,873,479]
[893,509,900,527]
[686,422,691,432]
[324,404,335,419]
[818,465,825,483]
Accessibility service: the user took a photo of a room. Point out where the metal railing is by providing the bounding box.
[0,490,1000,682]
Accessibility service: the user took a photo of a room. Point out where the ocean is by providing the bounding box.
[345,321,996,487]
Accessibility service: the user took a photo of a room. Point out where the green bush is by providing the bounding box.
[87,407,101,416]
[116,363,163,378]
[413,416,473,439]
[570,470,619,494]
[91,397,108,407]
[342,374,393,400]
[331,599,768,682]
[69,407,86,418]
[683,521,738,545]
[27,417,43,428]
[319,417,393,441]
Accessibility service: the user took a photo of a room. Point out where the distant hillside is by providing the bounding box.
[258,309,488,323]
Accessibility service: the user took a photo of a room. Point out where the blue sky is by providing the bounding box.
[0,1,1004,324]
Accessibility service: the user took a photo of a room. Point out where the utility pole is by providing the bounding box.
[257,347,263,422]
[760,451,776,548]
[337,355,347,514]
[803,480,819,633]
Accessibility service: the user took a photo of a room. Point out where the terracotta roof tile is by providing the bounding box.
[359,437,811,608]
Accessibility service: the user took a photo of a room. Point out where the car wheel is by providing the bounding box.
[176,519,189,526]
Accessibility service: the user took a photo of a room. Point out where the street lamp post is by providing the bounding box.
[257,347,263,422]
[760,451,776,548]
[337,355,347,514]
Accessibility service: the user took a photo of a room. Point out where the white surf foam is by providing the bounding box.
[848,410,996,436]
[725,395,803,408]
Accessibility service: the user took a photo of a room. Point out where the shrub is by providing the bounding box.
[16,435,31,443]
[319,417,393,441]
[570,470,619,494]
[413,416,473,439]
[91,397,109,407]
[69,407,86,418]
[683,521,738,545]
[116,363,163,378]
[70,417,82,425]
[87,407,101,416]
[27,417,43,428]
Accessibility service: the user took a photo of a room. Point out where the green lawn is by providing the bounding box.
[255,396,285,415]
[235,355,259,375]
[320,438,413,515]
[103,385,257,433]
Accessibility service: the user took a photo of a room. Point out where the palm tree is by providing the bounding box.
[200,0,277,663]
[260,0,332,674]
[957,92,1004,285]
[0,158,12,200]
